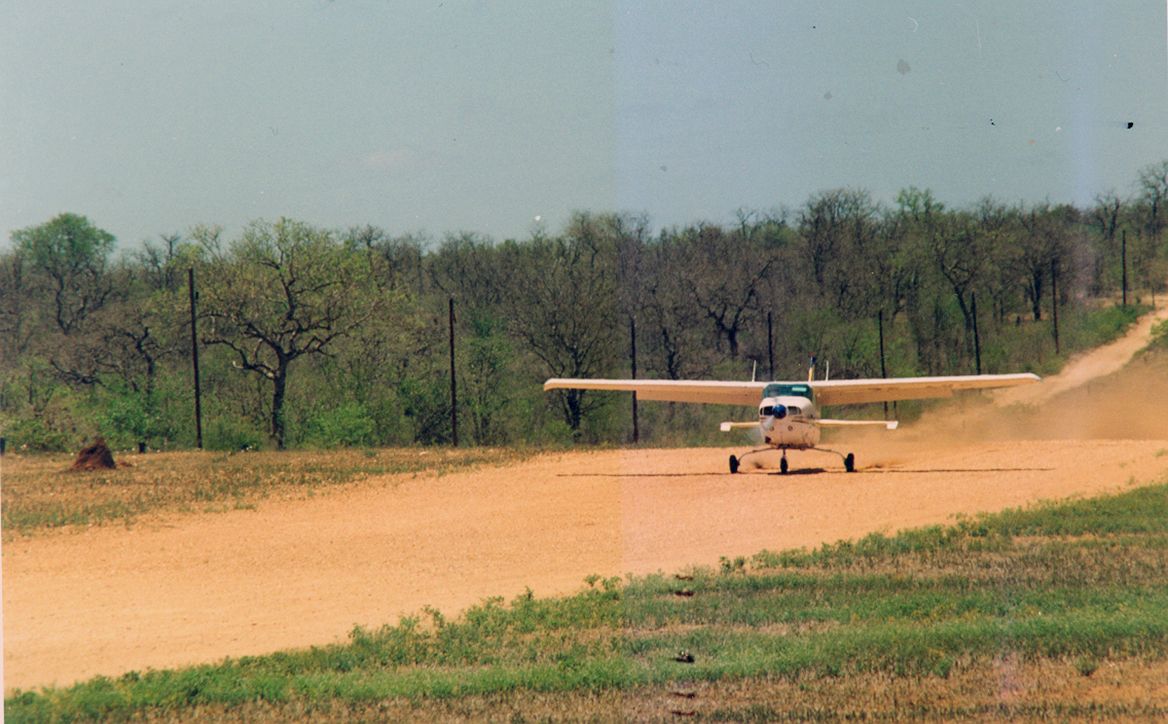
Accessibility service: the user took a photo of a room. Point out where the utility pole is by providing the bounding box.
[767,311,774,380]
[1122,229,1128,307]
[1051,261,1060,354]
[188,268,203,449]
[878,309,889,418]
[629,316,639,444]
[971,293,982,375]
[448,297,458,447]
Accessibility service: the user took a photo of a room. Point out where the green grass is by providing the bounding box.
[1149,318,1168,351]
[1065,302,1148,350]
[9,479,1168,721]
[984,302,1148,377]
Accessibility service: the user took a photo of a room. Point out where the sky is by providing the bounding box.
[2,1,1166,249]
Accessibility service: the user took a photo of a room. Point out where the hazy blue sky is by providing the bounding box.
[2,1,1165,247]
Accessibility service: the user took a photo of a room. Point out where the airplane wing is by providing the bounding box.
[719,421,760,432]
[543,378,767,406]
[819,419,899,430]
[808,373,1040,406]
[545,373,1039,407]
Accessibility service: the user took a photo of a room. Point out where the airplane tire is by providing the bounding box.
[729,455,739,474]
[845,453,855,473]
[780,457,788,474]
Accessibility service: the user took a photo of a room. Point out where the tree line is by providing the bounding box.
[2,162,1167,451]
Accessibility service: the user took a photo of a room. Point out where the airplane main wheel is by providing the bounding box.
[729,455,740,474]
[780,457,789,474]
[844,453,855,473]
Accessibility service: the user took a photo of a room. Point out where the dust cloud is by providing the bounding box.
[829,305,1168,468]
[904,352,1168,445]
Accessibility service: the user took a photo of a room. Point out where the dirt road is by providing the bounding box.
[5,312,1168,693]
[995,301,1168,406]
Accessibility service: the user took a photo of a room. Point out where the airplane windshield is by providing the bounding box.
[762,383,813,401]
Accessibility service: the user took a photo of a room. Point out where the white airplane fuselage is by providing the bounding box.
[758,395,821,449]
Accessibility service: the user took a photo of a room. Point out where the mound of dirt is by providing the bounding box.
[71,437,117,471]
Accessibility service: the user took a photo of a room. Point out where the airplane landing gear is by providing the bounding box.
[728,447,852,474]
[812,447,856,473]
[729,446,773,474]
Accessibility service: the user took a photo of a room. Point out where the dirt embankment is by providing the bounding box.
[4,308,1168,694]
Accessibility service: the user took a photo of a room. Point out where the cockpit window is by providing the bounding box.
[762,383,813,401]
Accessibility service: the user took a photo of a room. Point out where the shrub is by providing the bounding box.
[1,414,74,451]
[1148,319,1168,351]
[92,386,153,449]
[303,402,376,448]
[205,416,265,451]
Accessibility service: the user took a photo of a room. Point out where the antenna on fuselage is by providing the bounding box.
[751,360,758,382]
[807,356,816,382]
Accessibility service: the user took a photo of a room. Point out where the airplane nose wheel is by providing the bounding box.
[845,453,855,473]
[729,447,790,475]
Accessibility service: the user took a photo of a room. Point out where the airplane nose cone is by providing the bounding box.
[773,404,787,420]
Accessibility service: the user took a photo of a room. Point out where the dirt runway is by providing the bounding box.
[5,308,1168,693]
[5,437,1167,692]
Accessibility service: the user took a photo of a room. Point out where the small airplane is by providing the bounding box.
[544,360,1039,474]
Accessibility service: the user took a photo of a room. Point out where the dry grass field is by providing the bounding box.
[1,447,533,537]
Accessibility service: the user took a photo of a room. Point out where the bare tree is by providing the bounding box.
[134,233,187,293]
[797,189,878,299]
[504,215,619,433]
[630,236,715,380]
[675,224,774,357]
[1137,160,1168,242]
[930,211,989,359]
[1017,203,1070,321]
[1090,192,1124,294]
[199,219,381,449]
